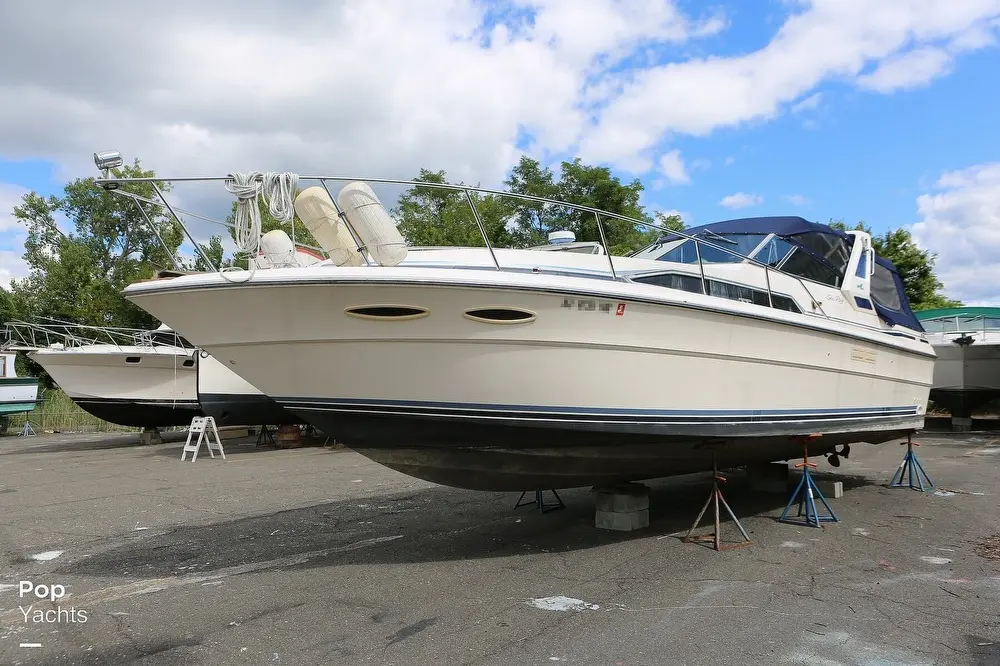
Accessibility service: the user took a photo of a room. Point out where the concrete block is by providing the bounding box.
[138,429,162,446]
[594,485,650,513]
[952,417,973,432]
[816,480,843,499]
[595,508,649,532]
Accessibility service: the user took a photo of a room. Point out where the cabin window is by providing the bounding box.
[632,272,704,294]
[125,356,142,364]
[754,237,795,267]
[871,262,902,310]
[854,251,868,278]
[778,248,841,287]
[631,273,800,313]
[795,232,851,275]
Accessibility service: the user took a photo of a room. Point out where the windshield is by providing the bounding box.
[632,233,768,264]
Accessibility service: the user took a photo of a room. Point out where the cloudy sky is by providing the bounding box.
[1,0,999,303]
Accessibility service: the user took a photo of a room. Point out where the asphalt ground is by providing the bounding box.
[1,429,999,665]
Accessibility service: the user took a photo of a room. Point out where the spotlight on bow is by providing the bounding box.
[94,150,123,171]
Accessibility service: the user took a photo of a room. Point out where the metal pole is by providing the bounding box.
[464,189,501,271]
[150,182,217,272]
[128,197,183,272]
[593,212,618,281]
[319,179,372,266]
[694,240,708,295]
[763,264,774,308]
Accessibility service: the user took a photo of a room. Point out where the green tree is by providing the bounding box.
[194,235,226,272]
[8,160,183,329]
[396,157,675,254]
[394,169,521,248]
[829,220,960,310]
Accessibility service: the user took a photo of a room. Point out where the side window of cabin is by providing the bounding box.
[854,250,868,278]
[870,262,902,310]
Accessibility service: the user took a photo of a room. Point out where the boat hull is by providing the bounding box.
[196,353,302,427]
[0,377,40,416]
[928,342,1000,416]
[126,268,934,489]
[30,346,200,428]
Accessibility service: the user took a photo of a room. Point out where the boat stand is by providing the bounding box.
[889,432,933,491]
[779,443,837,528]
[17,421,36,437]
[683,455,751,551]
[515,489,565,514]
[255,425,275,447]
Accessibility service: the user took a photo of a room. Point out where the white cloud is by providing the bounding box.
[725,156,736,166]
[0,0,994,239]
[856,47,953,92]
[791,92,822,113]
[0,183,29,232]
[657,149,691,185]
[784,194,811,206]
[720,192,763,209]
[0,250,29,285]
[579,1,1000,168]
[911,162,1000,304]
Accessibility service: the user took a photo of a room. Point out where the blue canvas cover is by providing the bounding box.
[659,216,924,333]
[871,255,924,332]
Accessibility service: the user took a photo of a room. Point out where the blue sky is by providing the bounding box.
[1,0,999,300]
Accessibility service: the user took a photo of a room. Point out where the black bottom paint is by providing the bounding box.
[72,398,202,428]
[199,393,303,427]
[285,407,919,491]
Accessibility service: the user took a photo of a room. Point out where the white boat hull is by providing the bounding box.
[127,267,934,489]
[927,340,1000,416]
[30,345,201,428]
[196,353,302,427]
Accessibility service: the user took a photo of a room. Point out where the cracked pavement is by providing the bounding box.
[1,429,999,665]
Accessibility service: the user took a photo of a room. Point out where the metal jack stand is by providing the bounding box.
[889,433,933,491]
[684,455,751,551]
[515,490,565,514]
[255,425,275,447]
[18,421,36,437]
[780,443,838,528]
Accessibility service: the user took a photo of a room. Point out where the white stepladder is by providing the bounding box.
[181,416,226,462]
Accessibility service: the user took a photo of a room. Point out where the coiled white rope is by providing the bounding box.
[221,171,299,282]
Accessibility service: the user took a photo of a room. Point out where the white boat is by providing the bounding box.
[105,167,934,490]
[4,320,302,429]
[5,322,202,428]
[916,307,1000,422]
[0,351,40,432]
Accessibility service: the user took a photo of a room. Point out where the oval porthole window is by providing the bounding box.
[182,359,195,367]
[125,356,141,364]
[463,307,536,324]
[344,305,430,321]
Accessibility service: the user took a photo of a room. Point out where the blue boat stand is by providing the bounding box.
[779,441,838,528]
[889,432,933,491]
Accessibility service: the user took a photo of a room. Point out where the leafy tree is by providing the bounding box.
[396,157,677,254]
[194,236,226,272]
[8,160,183,329]
[394,169,522,248]
[829,220,960,310]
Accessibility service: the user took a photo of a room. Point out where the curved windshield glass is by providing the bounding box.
[634,233,768,264]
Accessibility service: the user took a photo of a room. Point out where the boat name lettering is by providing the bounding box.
[850,348,876,364]
[560,298,622,315]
